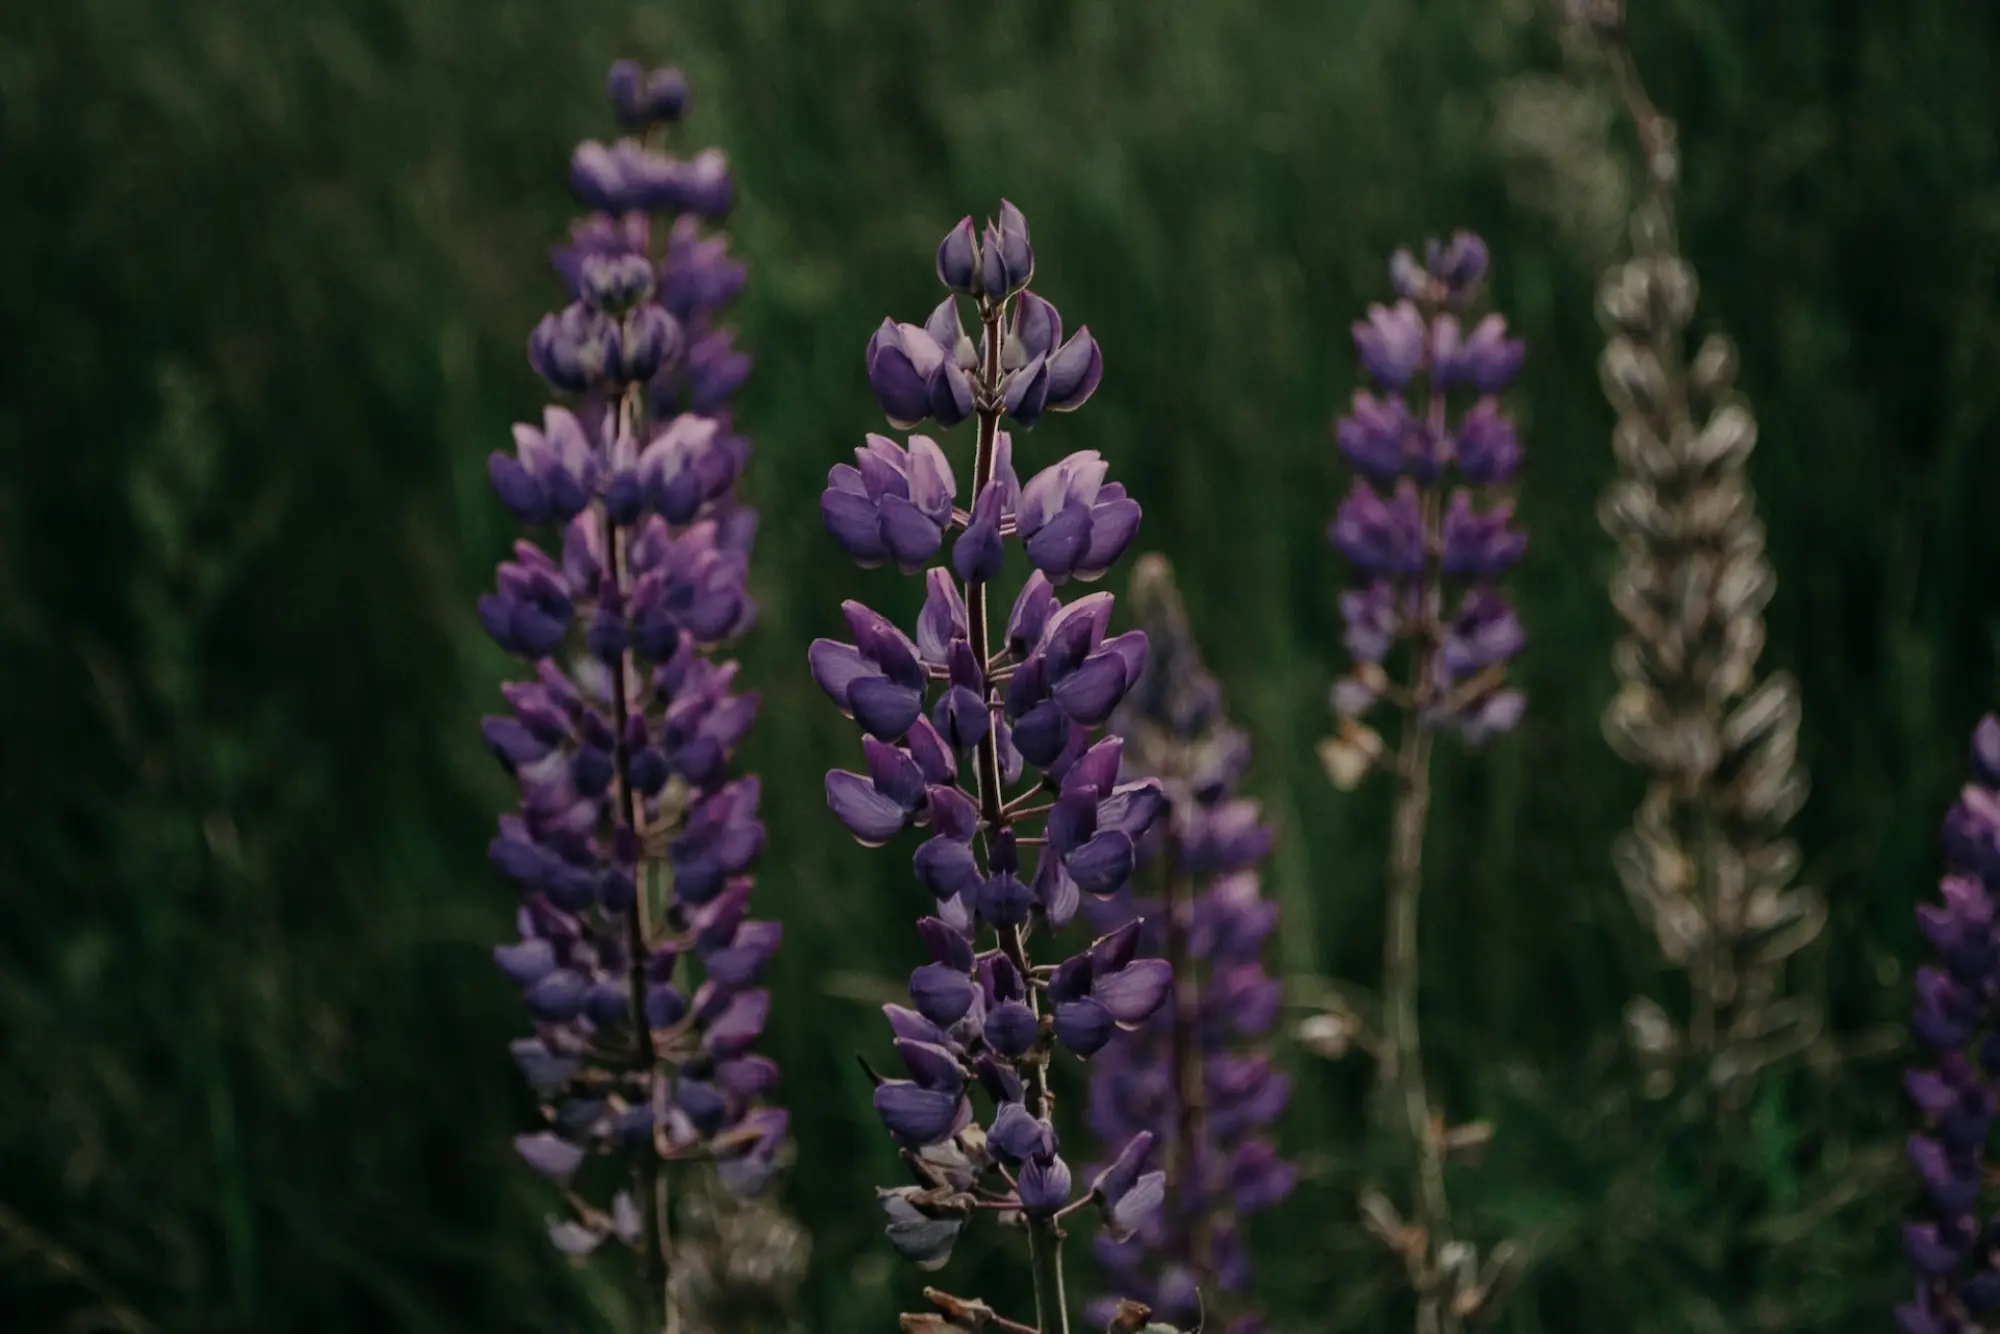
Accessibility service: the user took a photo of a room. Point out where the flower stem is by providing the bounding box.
[1378,475,1456,1333]
[1161,839,1215,1293]
[966,296,1070,1334]
[610,389,675,1331]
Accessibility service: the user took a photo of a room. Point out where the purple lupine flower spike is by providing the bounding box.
[1899,715,2000,1333]
[818,205,1171,1333]
[481,60,783,1319]
[1316,234,1525,1329]
[1082,554,1294,1334]
[1324,231,1526,784]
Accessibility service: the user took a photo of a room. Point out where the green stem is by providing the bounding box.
[1377,449,1456,1334]
[1162,841,1215,1292]
[609,388,674,1331]
[966,295,1069,1334]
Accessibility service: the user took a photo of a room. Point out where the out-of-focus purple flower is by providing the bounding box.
[1391,231,1491,309]
[1452,397,1521,484]
[1330,478,1425,578]
[569,137,734,220]
[1439,491,1526,580]
[606,59,688,127]
[1326,233,1527,766]
[482,59,783,1286]
[1083,555,1293,1329]
[1335,391,1424,481]
[817,203,1169,1310]
[1900,715,2000,1332]
[1352,300,1427,387]
[1434,312,1527,392]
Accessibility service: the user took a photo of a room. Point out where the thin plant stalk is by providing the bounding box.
[966,297,1071,1333]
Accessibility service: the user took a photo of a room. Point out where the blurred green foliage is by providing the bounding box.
[2,0,1998,1329]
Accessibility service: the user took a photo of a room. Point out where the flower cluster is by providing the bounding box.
[1900,716,2000,1334]
[1595,206,1819,1091]
[1315,233,1527,1333]
[1321,233,1527,786]
[481,60,784,1282]
[814,202,1167,1331]
[1083,554,1295,1334]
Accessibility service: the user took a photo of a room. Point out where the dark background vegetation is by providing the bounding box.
[3,0,1997,1329]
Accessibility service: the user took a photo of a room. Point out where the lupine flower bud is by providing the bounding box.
[607,60,689,127]
[1351,300,1426,386]
[936,217,983,296]
[483,60,782,1295]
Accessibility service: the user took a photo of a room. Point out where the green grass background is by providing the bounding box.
[3,0,1997,1329]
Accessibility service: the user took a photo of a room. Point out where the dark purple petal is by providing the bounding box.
[848,675,923,741]
[927,785,980,842]
[916,917,976,970]
[1077,497,1140,578]
[910,962,977,1027]
[873,1082,967,1147]
[879,495,944,571]
[863,736,926,810]
[1010,290,1062,365]
[895,1038,967,1093]
[984,1000,1039,1058]
[1054,998,1114,1057]
[1052,650,1133,726]
[1002,354,1051,428]
[826,770,910,845]
[516,1132,587,1181]
[916,568,969,666]
[884,1003,951,1048]
[915,835,982,901]
[1017,1153,1073,1217]
[1095,958,1172,1025]
[1032,850,1080,928]
[953,483,1006,583]
[1066,830,1135,895]
[987,1101,1055,1165]
[867,321,933,427]
[936,218,981,294]
[1045,328,1102,411]
[807,638,872,711]
[1025,499,1092,578]
[928,359,975,430]
[979,871,1033,928]
[494,938,556,986]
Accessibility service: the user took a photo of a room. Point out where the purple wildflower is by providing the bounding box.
[817,204,1166,1332]
[1324,231,1527,782]
[1317,235,1526,1329]
[1899,716,2000,1333]
[481,60,782,1308]
[1083,554,1294,1333]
